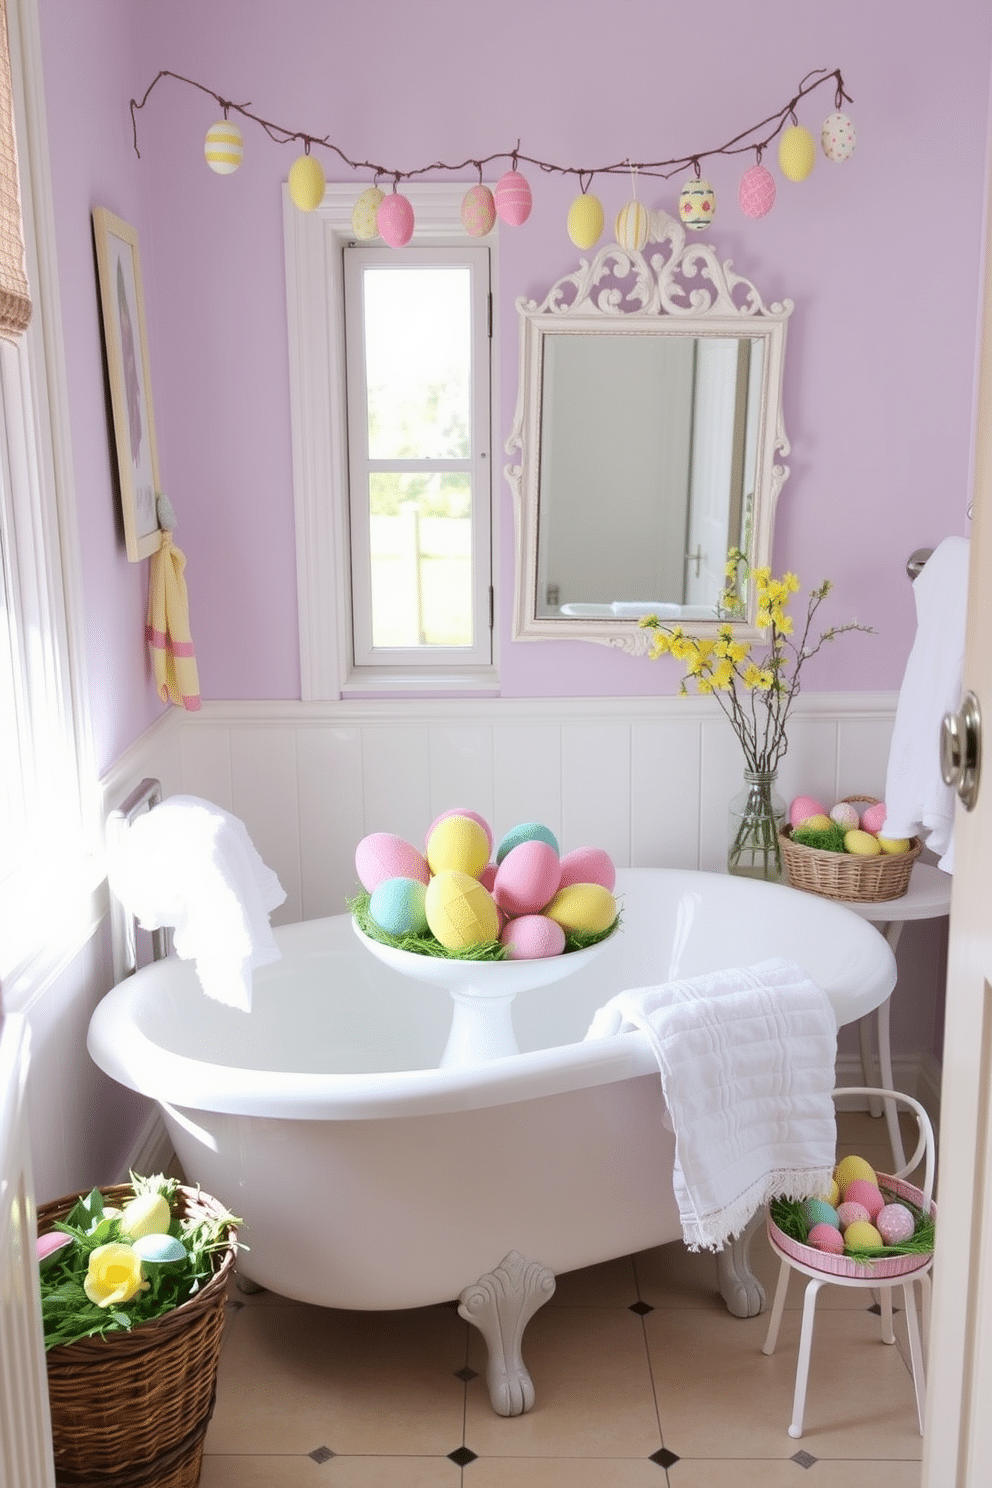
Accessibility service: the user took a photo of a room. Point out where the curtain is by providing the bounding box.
[0,0,30,339]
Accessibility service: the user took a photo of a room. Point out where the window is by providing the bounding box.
[284,184,497,696]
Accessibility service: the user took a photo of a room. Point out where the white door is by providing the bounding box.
[921,132,992,1484]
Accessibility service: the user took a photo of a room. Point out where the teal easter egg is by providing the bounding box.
[132,1232,187,1266]
[802,1197,840,1230]
[495,821,560,864]
[369,876,429,937]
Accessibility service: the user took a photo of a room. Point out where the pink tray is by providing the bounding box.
[767,1173,935,1280]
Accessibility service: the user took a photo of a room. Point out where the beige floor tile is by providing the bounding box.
[632,1241,722,1310]
[205,1301,468,1456]
[670,1460,921,1487]
[200,1457,461,1487]
[549,1254,638,1307]
[465,1306,660,1458]
[644,1305,923,1460]
[466,1458,669,1486]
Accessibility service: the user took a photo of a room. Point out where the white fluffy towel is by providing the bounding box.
[585,958,837,1251]
[108,795,287,1010]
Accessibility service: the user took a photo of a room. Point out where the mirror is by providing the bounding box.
[505,213,793,649]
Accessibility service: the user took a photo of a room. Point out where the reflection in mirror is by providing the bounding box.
[506,214,793,650]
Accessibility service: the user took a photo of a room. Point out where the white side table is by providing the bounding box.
[838,862,952,1167]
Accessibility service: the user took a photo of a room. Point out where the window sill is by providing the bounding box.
[340,666,500,698]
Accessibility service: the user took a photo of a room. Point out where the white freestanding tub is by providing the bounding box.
[88,867,896,1415]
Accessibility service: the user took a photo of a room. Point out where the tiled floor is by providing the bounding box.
[199,1112,926,1487]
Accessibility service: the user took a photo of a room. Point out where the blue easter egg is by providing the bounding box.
[802,1197,841,1231]
[369,876,430,937]
[495,821,560,865]
[132,1232,187,1265]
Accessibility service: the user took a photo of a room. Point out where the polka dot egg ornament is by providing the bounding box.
[461,184,496,237]
[821,111,857,163]
[567,193,604,250]
[679,177,716,230]
[378,191,415,248]
[494,170,533,226]
[204,120,243,175]
[778,125,816,182]
[352,185,385,239]
[614,199,650,252]
[288,154,326,211]
[738,163,776,219]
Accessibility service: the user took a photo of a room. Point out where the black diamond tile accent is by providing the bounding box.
[791,1449,817,1468]
[454,1365,478,1382]
[448,1446,478,1466]
[649,1447,680,1468]
[308,1446,336,1463]
[629,1300,654,1315]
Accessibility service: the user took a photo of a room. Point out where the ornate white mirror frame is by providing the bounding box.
[505,213,793,652]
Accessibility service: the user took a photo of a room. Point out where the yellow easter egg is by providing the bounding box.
[844,829,882,856]
[204,120,243,175]
[614,199,650,252]
[424,870,500,950]
[567,193,604,250]
[817,1179,841,1208]
[778,124,816,183]
[801,813,833,832]
[543,882,617,936]
[834,1155,877,1194]
[119,1192,171,1240]
[288,154,326,212]
[426,815,491,879]
[842,1219,885,1252]
[352,185,385,239]
[878,836,912,854]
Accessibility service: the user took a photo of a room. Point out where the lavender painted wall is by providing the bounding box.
[37,1,992,764]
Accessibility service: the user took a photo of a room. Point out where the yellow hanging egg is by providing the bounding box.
[678,177,716,230]
[614,200,650,252]
[204,120,243,175]
[778,125,816,182]
[567,193,604,250]
[288,154,326,212]
[352,185,385,239]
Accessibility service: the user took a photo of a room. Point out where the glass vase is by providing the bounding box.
[727,769,786,882]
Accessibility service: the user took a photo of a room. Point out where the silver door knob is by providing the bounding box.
[940,690,982,811]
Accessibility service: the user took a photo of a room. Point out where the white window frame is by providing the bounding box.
[283,182,499,697]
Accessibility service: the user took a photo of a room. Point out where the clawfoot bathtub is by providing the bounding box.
[88,867,895,1416]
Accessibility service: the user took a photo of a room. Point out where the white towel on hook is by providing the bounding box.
[882,535,970,873]
[107,795,286,1010]
[584,958,837,1251]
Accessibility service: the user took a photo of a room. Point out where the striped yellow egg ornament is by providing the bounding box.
[204,120,243,175]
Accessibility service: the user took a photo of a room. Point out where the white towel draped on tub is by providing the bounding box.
[107,795,287,1010]
[585,958,837,1251]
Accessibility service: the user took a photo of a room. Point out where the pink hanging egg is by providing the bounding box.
[738,164,776,220]
[494,170,533,226]
[500,914,566,960]
[461,184,496,238]
[378,192,415,248]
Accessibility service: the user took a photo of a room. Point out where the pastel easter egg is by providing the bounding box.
[801,813,833,833]
[778,125,816,182]
[843,1219,884,1252]
[834,1155,877,1193]
[738,163,776,219]
[876,1202,916,1246]
[845,829,882,857]
[494,170,533,226]
[355,833,430,893]
[878,836,912,854]
[204,120,243,175]
[479,863,497,892]
[426,809,493,855]
[821,111,856,163]
[802,1198,840,1230]
[132,1232,187,1266]
[860,801,888,835]
[807,1222,845,1255]
[493,840,561,918]
[614,199,650,252]
[818,1179,840,1208]
[352,185,385,239]
[836,1201,870,1229]
[378,191,415,248]
[500,914,566,960]
[496,822,560,864]
[679,177,716,230]
[426,815,491,879]
[843,1179,884,1220]
[543,882,617,937]
[424,870,500,950]
[288,154,326,212]
[461,183,496,237]
[558,847,616,892]
[120,1192,171,1240]
[567,193,604,250]
[368,877,429,938]
[37,1231,73,1267]
[789,795,826,828]
[829,801,861,830]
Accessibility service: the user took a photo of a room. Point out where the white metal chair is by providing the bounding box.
[761,1086,935,1439]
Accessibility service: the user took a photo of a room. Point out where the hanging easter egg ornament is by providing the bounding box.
[204,119,243,175]
[352,185,385,239]
[567,192,604,250]
[738,163,776,220]
[614,199,650,252]
[821,111,857,163]
[679,177,716,230]
[288,153,326,211]
[461,183,496,238]
[494,169,533,225]
[378,190,415,248]
[778,124,816,182]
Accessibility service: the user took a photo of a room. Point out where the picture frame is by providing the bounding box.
[92,206,163,562]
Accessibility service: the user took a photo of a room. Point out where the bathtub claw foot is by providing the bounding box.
[716,1210,766,1318]
[458,1250,556,1416]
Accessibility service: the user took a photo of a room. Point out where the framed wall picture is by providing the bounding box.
[92,206,163,562]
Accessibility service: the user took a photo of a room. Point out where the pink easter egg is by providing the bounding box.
[493,839,561,918]
[738,163,776,220]
[425,809,494,855]
[829,801,861,830]
[355,832,430,893]
[836,1201,870,1229]
[558,847,616,892]
[843,1179,884,1219]
[789,795,826,828]
[860,801,887,835]
[807,1222,845,1255]
[479,862,497,892]
[377,192,415,248]
[494,169,533,226]
[37,1231,73,1266]
[500,913,566,960]
[876,1202,916,1246]
[461,183,496,237]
